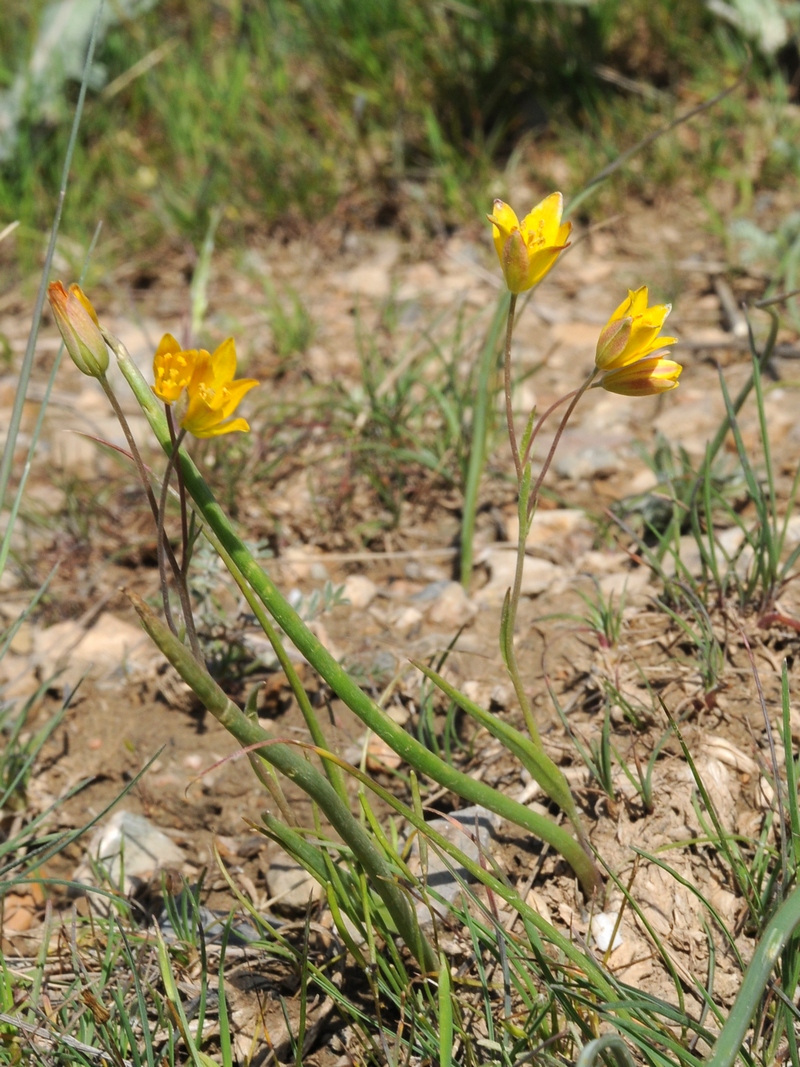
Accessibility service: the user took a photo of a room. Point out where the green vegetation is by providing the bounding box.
[5,2,800,1065]
[0,0,795,261]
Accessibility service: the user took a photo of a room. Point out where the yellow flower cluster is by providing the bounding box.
[487,195,682,396]
[152,334,259,437]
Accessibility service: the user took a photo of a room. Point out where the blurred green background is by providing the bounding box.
[0,0,797,255]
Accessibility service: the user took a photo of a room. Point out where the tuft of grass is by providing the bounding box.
[0,0,792,258]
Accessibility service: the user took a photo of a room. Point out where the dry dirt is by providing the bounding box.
[2,191,800,1061]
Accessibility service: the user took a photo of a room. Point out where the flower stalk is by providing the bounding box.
[113,334,602,896]
[129,589,437,973]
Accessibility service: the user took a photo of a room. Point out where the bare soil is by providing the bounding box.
[3,190,800,1060]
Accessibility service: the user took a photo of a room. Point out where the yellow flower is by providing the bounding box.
[601,356,682,396]
[47,281,108,378]
[152,333,202,404]
[181,338,259,438]
[595,286,676,371]
[487,194,571,294]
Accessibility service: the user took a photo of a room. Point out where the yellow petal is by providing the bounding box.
[218,378,259,419]
[523,245,565,290]
[628,286,650,315]
[193,416,251,439]
[186,350,214,395]
[68,284,100,326]
[154,333,182,359]
[487,200,520,238]
[607,290,636,325]
[209,337,238,385]
[153,339,201,403]
[601,357,682,396]
[488,200,521,268]
[520,192,564,249]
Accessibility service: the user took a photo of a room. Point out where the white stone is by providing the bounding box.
[408,806,500,923]
[266,857,324,911]
[76,811,184,895]
[393,606,424,636]
[343,574,378,610]
[426,581,477,629]
[590,911,624,952]
[33,612,152,692]
[479,550,561,602]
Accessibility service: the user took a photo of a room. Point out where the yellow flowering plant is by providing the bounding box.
[456,199,686,882]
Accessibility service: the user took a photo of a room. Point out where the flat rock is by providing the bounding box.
[553,442,620,481]
[505,508,594,560]
[33,611,151,692]
[426,581,477,629]
[478,550,562,602]
[74,811,185,895]
[266,856,324,912]
[407,805,501,922]
[342,574,378,610]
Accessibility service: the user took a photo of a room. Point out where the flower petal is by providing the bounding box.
[218,378,259,419]
[520,192,564,249]
[155,333,182,359]
[596,288,676,372]
[488,200,521,268]
[523,245,568,290]
[601,357,682,396]
[209,337,238,386]
[193,416,251,439]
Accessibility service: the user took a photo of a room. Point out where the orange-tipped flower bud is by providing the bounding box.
[47,281,108,378]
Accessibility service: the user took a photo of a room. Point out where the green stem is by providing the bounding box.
[460,294,510,588]
[111,333,601,896]
[156,425,203,662]
[706,883,800,1067]
[129,590,436,973]
[528,371,596,518]
[99,373,179,638]
[503,294,520,480]
[201,523,349,806]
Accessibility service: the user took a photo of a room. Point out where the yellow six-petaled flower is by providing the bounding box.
[487,193,572,294]
[152,334,259,438]
[596,286,681,396]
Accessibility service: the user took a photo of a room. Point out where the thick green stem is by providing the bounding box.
[201,523,349,806]
[129,591,436,972]
[112,334,601,896]
[99,373,179,638]
[156,425,203,662]
[706,883,800,1067]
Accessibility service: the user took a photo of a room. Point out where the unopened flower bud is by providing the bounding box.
[47,281,108,378]
[595,316,632,370]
